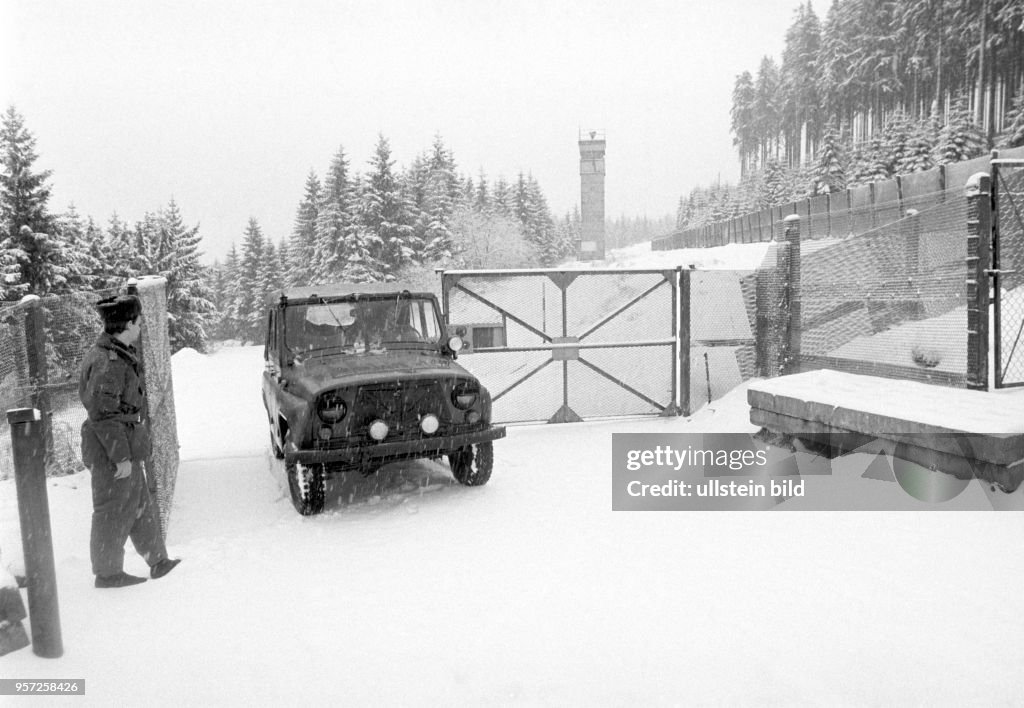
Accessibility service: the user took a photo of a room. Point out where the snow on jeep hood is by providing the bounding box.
[291,350,466,394]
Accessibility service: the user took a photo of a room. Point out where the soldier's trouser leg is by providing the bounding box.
[90,460,135,576]
[91,461,166,575]
[127,462,167,567]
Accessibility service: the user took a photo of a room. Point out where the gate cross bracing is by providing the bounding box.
[442,269,681,424]
[993,158,1024,388]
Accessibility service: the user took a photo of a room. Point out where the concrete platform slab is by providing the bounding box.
[748,370,1024,491]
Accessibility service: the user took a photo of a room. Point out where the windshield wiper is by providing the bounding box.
[294,344,356,359]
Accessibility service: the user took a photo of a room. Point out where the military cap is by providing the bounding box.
[95,294,142,324]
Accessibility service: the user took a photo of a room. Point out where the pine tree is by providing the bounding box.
[753,56,782,165]
[998,93,1024,148]
[53,204,100,290]
[260,240,280,303]
[759,159,790,207]
[676,196,690,230]
[221,244,242,340]
[896,115,938,174]
[237,218,266,342]
[862,134,893,183]
[156,199,215,352]
[813,118,846,193]
[492,177,511,216]
[313,147,355,283]
[105,213,135,281]
[130,213,158,276]
[524,175,559,265]
[82,216,114,288]
[360,134,417,279]
[287,171,321,287]
[731,71,757,173]
[1,224,73,296]
[780,2,822,166]
[0,108,53,246]
[277,237,291,288]
[934,95,985,165]
[207,259,229,339]
[880,109,913,175]
[474,170,490,213]
[0,107,56,298]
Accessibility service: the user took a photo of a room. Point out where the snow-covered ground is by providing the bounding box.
[1,242,1022,706]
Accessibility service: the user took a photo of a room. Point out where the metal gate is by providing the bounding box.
[442,269,679,423]
[993,158,1024,388]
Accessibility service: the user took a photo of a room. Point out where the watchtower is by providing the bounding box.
[578,129,606,260]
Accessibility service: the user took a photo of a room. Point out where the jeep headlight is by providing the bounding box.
[447,335,464,352]
[368,419,389,441]
[451,381,479,410]
[317,393,347,423]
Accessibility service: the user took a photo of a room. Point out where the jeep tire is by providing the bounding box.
[287,459,326,515]
[448,441,493,486]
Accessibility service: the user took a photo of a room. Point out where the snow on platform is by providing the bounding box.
[748,369,1024,490]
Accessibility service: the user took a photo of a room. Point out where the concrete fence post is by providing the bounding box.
[8,407,63,658]
[966,172,991,390]
[783,214,802,375]
[127,277,179,537]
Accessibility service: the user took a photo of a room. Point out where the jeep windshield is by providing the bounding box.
[285,295,444,357]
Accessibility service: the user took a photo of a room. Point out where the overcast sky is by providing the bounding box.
[1,0,811,262]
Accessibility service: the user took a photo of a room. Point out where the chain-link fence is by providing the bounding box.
[795,192,970,387]
[994,160,1024,387]
[0,288,120,480]
[684,269,763,415]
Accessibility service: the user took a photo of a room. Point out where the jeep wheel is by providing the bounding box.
[449,441,493,486]
[287,459,326,515]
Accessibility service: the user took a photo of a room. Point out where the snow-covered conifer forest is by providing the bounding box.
[679,0,1024,230]
[0,106,673,352]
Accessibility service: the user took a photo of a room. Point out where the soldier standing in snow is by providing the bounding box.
[79,295,180,588]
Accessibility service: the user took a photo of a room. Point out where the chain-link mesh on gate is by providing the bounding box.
[796,190,969,387]
[442,269,678,423]
[684,270,764,415]
[994,160,1024,387]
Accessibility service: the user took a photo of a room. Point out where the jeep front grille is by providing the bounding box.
[353,380,448,438]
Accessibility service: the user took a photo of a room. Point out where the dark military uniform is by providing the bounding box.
[79,332,168,577]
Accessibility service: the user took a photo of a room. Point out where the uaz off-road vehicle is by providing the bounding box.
[262,283,506,515]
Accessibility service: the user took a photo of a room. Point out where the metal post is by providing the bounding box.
[22,296,54,474]
[680,269,691,416]
[670,267,679,414]
[7,407,63,658]
[966,172,992,390]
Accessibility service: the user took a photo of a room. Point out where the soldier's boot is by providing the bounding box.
[95,572,148,588]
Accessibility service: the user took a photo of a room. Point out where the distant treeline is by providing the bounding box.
[678,0,1024,232]
[0,105,669,353]
[208,134,583,343]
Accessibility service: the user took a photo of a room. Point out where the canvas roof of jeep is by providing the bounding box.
[266,282,436,305]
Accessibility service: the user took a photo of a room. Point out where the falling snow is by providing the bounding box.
[0,242,1022,704]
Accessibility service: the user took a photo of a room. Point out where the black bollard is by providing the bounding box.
[7,407,63,658]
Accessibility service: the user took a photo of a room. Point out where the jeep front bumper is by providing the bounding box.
[285,426,507,467]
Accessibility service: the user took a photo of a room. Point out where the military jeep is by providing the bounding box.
[262,283,506,515]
